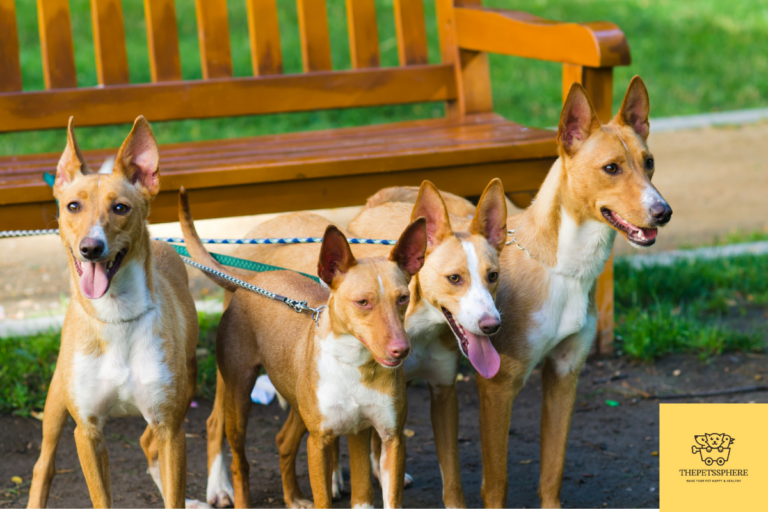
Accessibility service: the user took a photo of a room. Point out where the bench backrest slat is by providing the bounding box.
[38,0,78,89]
[145,0,182,82]
[0,0,21,92]
[394,0,429,66]
[346,0,380,69]
[246,0,283,76]
[297,0,333,72]
[195,0,234,79]
[91,0,130,85]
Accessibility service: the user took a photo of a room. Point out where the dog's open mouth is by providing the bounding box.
[601,208,658,247]
[441,307,500,380]
[73,248,128,300]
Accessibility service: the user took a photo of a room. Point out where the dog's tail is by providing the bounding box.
[178,187,248,293]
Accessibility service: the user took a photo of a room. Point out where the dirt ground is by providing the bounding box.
[2,354,767,509]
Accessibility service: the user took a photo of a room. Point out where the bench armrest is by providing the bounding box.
[454,6,630,68]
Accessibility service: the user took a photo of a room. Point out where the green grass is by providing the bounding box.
[0,311,222,416]
[615,255,768,361]
[1,0,767,155]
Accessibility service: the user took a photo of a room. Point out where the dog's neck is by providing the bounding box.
[74,226,157,324]
[514,158,615,281]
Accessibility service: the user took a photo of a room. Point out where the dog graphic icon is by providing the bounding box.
[692,433,735,466]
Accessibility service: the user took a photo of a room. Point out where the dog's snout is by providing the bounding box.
[650,201,672,225]
[388,340,410,360]
[479,314,501,335]
[80,237,105,260]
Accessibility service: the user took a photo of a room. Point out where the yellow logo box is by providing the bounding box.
[660,404,768,511]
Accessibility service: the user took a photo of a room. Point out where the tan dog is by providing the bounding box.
[179,190,427,508]
[367,77,672,508]
[27,118,199,508]
[201,179,506,508]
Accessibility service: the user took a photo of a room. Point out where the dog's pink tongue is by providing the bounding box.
[642,227,658,240]
[466,331,501,380]
[80,261,109,299]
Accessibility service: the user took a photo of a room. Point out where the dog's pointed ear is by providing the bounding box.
[55,117,91,193]
[616,76,650,140]
[471,178,508,253]
[557,83,602,156]
[115,116,160,197]
[390,217,427,278]
[411,180,453,249]
[318,225,357,287]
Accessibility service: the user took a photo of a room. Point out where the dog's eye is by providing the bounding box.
[356,299,368,307]
[603,163,619,174]
[488,271,499,283]
[113,203,130,215]
[397,294,409,305]
[448,275,460,284]
[645,157,654,171]
[67,202,81,213]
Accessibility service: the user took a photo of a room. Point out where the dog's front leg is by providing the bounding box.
[28,370,69,509]
[538,333,590,509]
[476,365,522,508]
[276,408,311,509]
[306,432,333,509]
[347,428,374,508]
[379,432,406,508]
[73,421,112,508]
[154,422,187,509]
[429,382,465,508]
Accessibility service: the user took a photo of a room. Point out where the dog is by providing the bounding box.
[179,189,427,508]
[363,77,672,508]
[199,179,506,508]
[27,117,199,508]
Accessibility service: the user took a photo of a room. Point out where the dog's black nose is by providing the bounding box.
[650,201,672,225]
[80,238,105,260]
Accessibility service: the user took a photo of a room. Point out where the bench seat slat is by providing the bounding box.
[0,115,556,217]
[0,0,22,92]
[0,65,456,133]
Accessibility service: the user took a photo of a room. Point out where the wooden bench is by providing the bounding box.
[0,0,630,354]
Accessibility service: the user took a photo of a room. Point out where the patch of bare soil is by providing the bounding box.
[1,354,766,509]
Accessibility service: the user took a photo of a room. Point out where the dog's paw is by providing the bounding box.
[207,492,233,509]
[288,497,314,509]
[185,499,212,509]
[403,472,414,489]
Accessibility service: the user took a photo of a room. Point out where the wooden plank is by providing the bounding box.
[246,0,282,75]
[37,0,77,89]
[346,0,379,69]
[0,0,21,92]
[455,6,631,68]
[296,0,332,72]
[0,64,457,132]
[0,158,554,231]
[393,0,427,65]
[144,0,181,82]
[195,0,233,79]
[91,0,130,85]
[435,0,462,118]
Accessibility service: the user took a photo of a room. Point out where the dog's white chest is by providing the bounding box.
[315,334,396,435]
[72,310,172,424]
[403,301,458,386]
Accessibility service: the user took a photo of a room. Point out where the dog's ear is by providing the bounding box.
[115,116,160,197]
[54,117,91,193]
[557,83,602,156]
[318,225,357,287]
[411,180,453,249]
[616,76,650,140]
[471,178,508,253]
[390,217,427,278]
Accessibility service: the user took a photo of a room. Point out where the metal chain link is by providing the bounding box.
[0,228,60,238]
[180,255,326,324]
[506,228,536,260]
